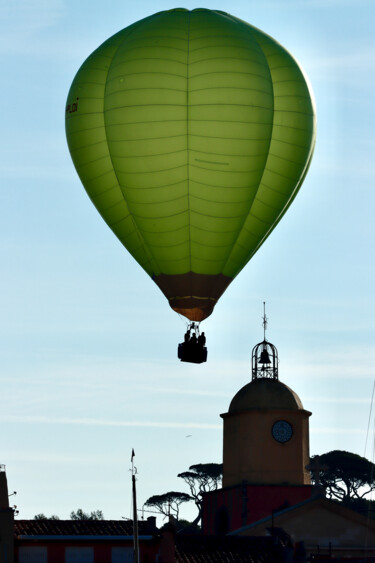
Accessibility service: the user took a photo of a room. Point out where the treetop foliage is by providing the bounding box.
[144,462,223,527]
[33,509,105,520]
[145,491,192,520]
[178,463,223,498]
[70,509,104,520]
[177,462,223,526]
[310,450,375,501]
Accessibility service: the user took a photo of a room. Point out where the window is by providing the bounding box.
[65,547,94,563]
[112,547,133,563]
[19,547,47,563]
[215,506,230,536]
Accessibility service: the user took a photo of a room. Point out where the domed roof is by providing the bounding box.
[228,378,303,413]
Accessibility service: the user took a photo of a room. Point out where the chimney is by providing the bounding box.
[146,516,157,530]
[158,518,176,563]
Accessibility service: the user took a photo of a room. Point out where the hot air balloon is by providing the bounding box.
[65,8,316,362]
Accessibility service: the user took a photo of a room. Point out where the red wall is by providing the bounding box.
[202,483,313,534]
[15,540,159,563]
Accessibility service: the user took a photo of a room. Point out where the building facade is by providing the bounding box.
[203,334,313,535]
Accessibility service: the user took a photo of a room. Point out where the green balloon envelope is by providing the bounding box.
[66,8,316,321]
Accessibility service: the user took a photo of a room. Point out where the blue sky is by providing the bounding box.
[1,0,374,523]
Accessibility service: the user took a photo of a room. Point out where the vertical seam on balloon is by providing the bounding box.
[187,11,193,297]
[229,29,276,266]
[267,77,316,225]
[227,31,313,277]
[102,21,163,278]
[205,15,275,287]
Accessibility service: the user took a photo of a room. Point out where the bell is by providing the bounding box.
[259,349,271,365]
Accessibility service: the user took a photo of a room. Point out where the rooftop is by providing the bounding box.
[14,519,155,538]
[175,534,286,562]
[228,378,304,413]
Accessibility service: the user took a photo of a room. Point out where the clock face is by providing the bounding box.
[272,420,293,443]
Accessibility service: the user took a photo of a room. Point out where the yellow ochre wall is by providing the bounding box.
[221,379,311,488]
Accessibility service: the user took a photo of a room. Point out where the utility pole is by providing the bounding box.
[131,450,140,563]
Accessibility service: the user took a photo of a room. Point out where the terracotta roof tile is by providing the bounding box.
[175,535,286,563]
[14,520,154,538]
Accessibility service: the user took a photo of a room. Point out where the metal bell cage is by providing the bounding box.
[252,340,279,381]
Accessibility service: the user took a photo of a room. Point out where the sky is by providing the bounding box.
[1,0,375,524]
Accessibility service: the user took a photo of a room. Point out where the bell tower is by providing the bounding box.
[251,302,279,381]
[202,306,313,534]
[222,305,311,488]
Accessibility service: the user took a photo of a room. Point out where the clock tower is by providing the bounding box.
[202,308,313,534]
[222,338,311,488]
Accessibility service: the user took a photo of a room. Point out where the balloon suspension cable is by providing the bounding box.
[177,313,188,327]
[177,314,201,334]
[262,301,268,341]
[189,321,201,336]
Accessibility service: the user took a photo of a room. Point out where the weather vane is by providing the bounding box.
[262,301,268,341]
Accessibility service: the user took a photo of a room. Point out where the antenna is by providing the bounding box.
[131,449,140,563]
[262,301,268,341]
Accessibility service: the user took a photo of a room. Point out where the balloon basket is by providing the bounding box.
[178,323,207,363]
[178,343,208,364]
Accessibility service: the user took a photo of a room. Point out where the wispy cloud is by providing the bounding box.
[137,387,372,405]
[306,0,370,6]
[264,0,371,7]
[303,397,371,405]
[1,450,112,464]
[137,385,229,398]
[311,427,366,435]
[0,0,65,54]
[307,50,375,74]
[1,0,64,32]
[0,414,221,430]
[282,347,375,381]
